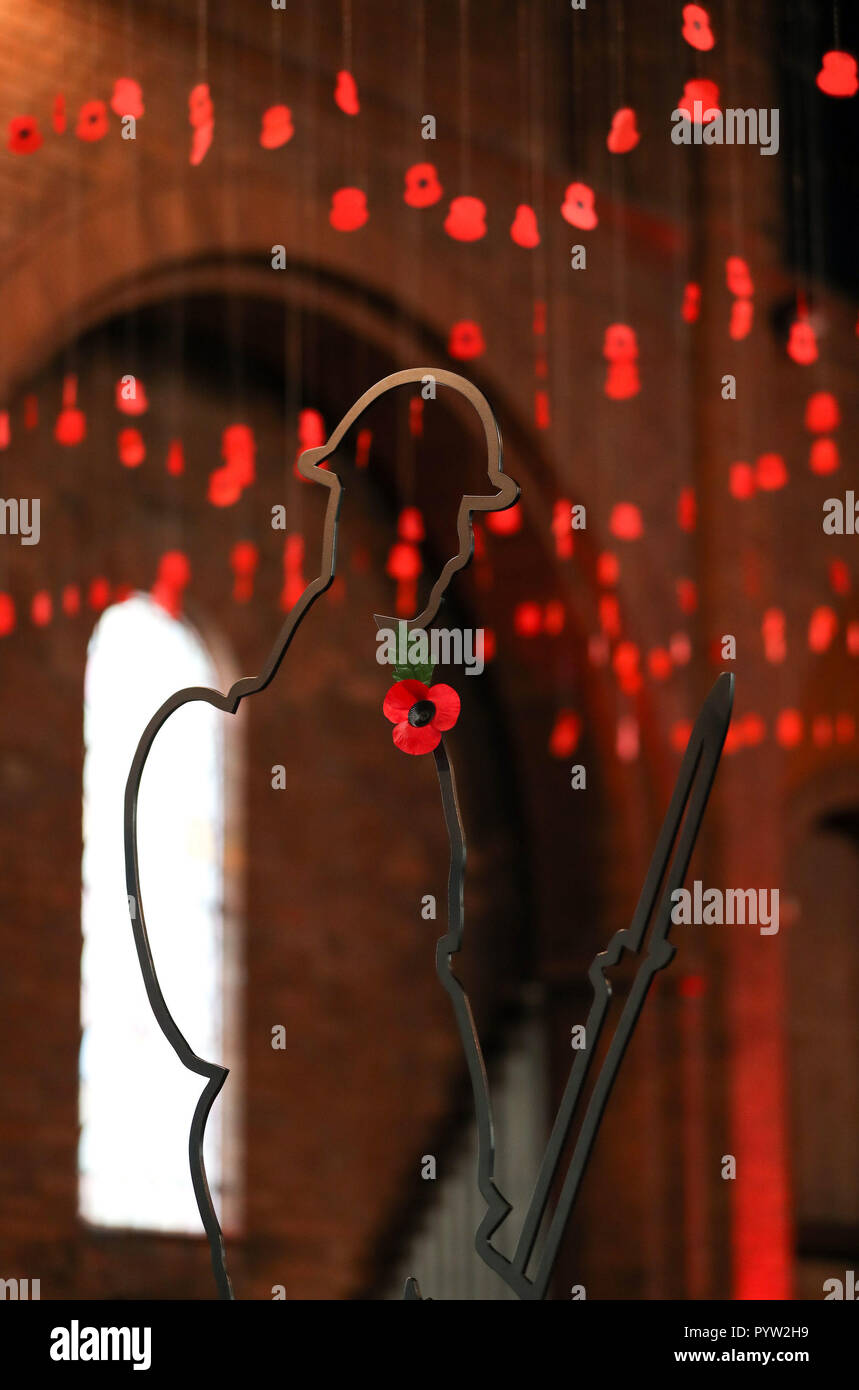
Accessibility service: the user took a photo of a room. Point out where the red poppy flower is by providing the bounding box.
[510,203,540,246]
[7,115,43,155]
[260,104,294,149]
[448,319,485,360]
[76,100,109,142]
[334,70,360,115]
[383,679,460,755]
[443,195,487,241]
[403,162,443,208]
[111,78,145,120]
[561,182,598,230]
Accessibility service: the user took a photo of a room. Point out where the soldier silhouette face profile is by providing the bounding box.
[123,367,519,1298]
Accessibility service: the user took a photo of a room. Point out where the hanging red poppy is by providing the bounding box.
[329,186,368,231]
[787,318,818,364]
[55,376,86,446]
[0,594,15,636]
[729,298,754,340]
[676,80,720,122]
[403,162,443,208]
[111,78,144,119]
[356,426,372,466]
[816,51,859,97]
[648,647,673,682]
[209,466,241,507]
[31,591,53,627]
[677,487,697,531]
[118,428,145,468]
[606,108,640,153]
[486,500,522,535]
[775,709,803,749]
[383,679,460,756]
[398,507,425,542]
[755,452,787,490]
[609,502,644,541]
[810,438,839,475]
[334,70,360,115]
[726,256,754,297]
[808,606,837,653]
[729,461,755,499]
[510,203,540,246]
[682,283,701,323]
[549,710,581,758]
[61,584,80,616]
[166,439,185,476]
[603,324,638,363]
[230,541,259,602]
[514,601,543,637]
[596,551,619,586]
[560,182,598,230]
[443,195,487,241]
[448,320,485,360]
[260,105,294,149]
[682,5,715,52]
[7,115,43,155]
[76,100,109,142]
[88,577,111,611]
[805,391,840,433]
[0,413,9,449]
[552,500,574,559]
[828,559,850,596]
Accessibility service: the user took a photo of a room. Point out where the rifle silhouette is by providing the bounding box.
[405,670,733,1300]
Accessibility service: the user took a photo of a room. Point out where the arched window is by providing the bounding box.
[78,594,226,1232]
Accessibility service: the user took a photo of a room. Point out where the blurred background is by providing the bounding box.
[0,0,857,1300]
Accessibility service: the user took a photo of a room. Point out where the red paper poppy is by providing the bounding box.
[190,121,213,166]
[606,107,639,153]
[189,84,214,127]
[809,438,839,475]
[166,439,185,476]
[0,413,9,449]
[76,100,109,142]
[0,593,15,636]
[31,591,53,627]
[787,319,818,364]
[755,452,787,490]
[604,362,640,400]
[443,195,487,241]
[222,423,256,486]
[561,182,598,230]
[55,407,86,446]
[448,319,485,360]
[118,427,145,468]
[208,465,242,507]
[549,710,581,758]
[677,487,697,532]
[816,51,859,98]
[383,679,460,755]
[329,186,368,231]
[682,5,715,52]
[7,115,43,155]
[386,540,422,581]
[111,78,144,120]
[726,256,754,297]
[398,507,425,542]
[510,203,540,247]
[729,297,754,340]
[61,584,80,616]
[88,576,111,611]
[682,283,701,323]
[609,501,644,540]
[677,80,720,123]
[486,500,522,535]
[260,105,294,149]
[804,391,840,433]
[334,70,360,115]
[403,162,443,208]
[603,324,638,362]
[158,550,191,591]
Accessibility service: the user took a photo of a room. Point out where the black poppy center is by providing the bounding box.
[408,699,436,728]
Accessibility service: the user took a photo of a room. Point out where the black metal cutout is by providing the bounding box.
[123,368,518,1300]
[123,365,732,1301]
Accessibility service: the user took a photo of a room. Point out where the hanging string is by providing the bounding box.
[457,0,471,196]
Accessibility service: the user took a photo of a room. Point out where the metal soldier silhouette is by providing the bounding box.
[123,368,732,1299]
